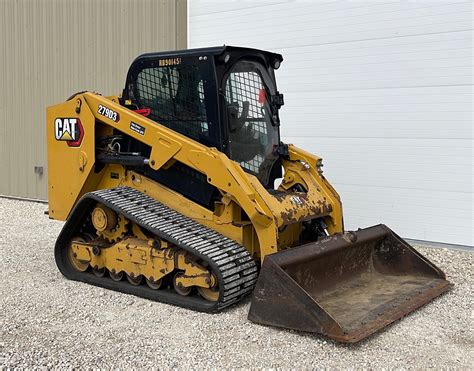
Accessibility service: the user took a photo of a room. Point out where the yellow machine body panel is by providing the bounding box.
[47,92,343,260]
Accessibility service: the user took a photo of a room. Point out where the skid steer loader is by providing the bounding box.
[47,46,451,343]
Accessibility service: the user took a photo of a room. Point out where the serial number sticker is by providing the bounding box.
[130,121,146,135]
[159,57,181,67]
[98,104,120,122]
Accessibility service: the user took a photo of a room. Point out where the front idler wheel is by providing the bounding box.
[197,266,219,301]
[67,237,89,272]
[197,286,220,302]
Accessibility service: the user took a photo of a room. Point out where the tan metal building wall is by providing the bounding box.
[0,0,187,200]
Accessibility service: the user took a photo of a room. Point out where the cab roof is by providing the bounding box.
[132,45,283,65]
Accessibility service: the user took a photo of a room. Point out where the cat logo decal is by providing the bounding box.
[54,118,84,147]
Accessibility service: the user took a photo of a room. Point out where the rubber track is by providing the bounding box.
[54,187,258,312]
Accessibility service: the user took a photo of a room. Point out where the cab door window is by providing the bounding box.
[136,64,209,141]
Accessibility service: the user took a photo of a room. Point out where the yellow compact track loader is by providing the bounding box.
[47,46,451,343]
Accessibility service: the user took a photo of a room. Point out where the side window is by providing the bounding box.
[135,64,208,140]
[224,64,275,175]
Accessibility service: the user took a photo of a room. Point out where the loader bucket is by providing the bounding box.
[248,224,452,343]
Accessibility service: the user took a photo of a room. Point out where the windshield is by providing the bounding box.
[224,60,280,185]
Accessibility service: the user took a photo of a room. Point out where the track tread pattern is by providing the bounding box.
[55,186,258,312]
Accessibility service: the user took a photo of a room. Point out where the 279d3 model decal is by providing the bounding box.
[97,104,120,122]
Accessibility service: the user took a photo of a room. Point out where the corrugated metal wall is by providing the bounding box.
[0,0,187,200]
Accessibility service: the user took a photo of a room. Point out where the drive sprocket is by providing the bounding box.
[91,204,129,242]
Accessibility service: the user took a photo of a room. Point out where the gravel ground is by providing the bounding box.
[1,197,473,369]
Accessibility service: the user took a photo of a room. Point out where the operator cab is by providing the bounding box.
[122,46,285,189]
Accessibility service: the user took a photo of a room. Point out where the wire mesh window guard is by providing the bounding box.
[136,65,208,141]
[225,69,270,174]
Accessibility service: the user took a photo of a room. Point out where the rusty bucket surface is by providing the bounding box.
[248,224,452,343]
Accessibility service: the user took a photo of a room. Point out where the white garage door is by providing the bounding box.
[189,0,473,246]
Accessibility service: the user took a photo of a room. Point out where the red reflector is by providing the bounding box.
[258,89,266,105]
[134,108,151,117]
